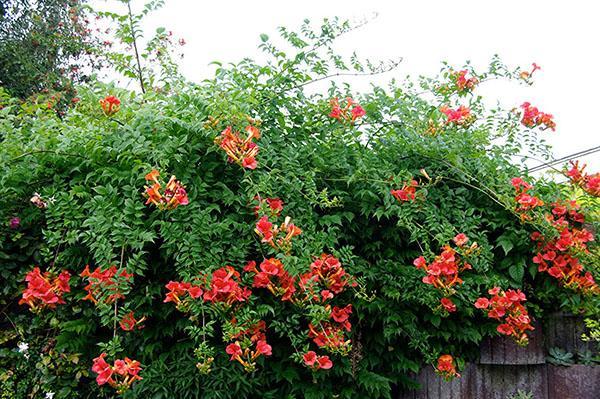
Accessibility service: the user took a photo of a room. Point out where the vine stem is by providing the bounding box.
[113,299,118,338]
[267,16,375,90]
[126,0,146,94]
[51,229,67,268]
[438,175,507,210]
[287,62,402,92]
[2,311,24,340]
[114,245,126,338]
[201,306,206,342]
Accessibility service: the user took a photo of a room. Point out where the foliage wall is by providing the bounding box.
[1,15,599,399]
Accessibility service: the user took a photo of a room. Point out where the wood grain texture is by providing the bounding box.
[545,313,594,354]
[479,322,545,365]
[547,364,600,399]
[397,363,600,399]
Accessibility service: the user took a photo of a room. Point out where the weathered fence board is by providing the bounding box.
[397,363,550,399]
[479,322,545,365]
[397,316,599,399]
[470,365,548,399]
[397,364,474,399]
[547,364,600,399]
[545,313,594,354]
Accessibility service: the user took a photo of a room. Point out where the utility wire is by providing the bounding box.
[528,145,600,172]
[530,147,600,172]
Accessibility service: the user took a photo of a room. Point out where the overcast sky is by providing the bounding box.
[96,0,599,172]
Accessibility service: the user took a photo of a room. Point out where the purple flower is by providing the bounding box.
[9,217,20,229]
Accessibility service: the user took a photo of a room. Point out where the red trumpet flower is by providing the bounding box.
[99,95,120,116]
[203,266,251,305]
[474,287,534,346]
[254,215,302,254]
[391,179,419,202]
[19,267,71,311]
[435,354,460,381]
[119,311,146,331]
[92,353,142,394]
[225,320,272,372]
[143,170,189,210]
[565,161,599,197]
[214,125,261,170]
[440,105,473,126]
[454,69,478,92]
[520,102,555,131]
[80,265,133,304]
[328,97,366,123]
[303,350,333,371]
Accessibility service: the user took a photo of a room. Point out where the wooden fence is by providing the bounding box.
[398,314,599,399]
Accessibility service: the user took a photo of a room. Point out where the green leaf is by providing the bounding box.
[497,236,514,255]
[508,263,524,283]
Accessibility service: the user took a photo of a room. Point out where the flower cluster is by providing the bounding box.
[413,234,474,300]
[531,201,597,294]
[519,63,541,81]
[163,280,203,305]
[302,350,333,371]
[119,311,145,331]
[299,254,355,302]
[17,342,29,358]
[225,320,272,372]
[244,258,296,301]
[391,179,419,202]
[510,177,597,295]
[474,287,534,345]
[214,125,260,169]
[454,70,478,92]
[244,254,355,364]
[203,266,252,305]
[440,297,456,313]
[520,102,556,131]
[306,304,352,355]
[329,97,366,123]
[330,304,353,331]
[80,265,133,304]
[440,105,473,126]
[99,95,120,117]
[435,354,460,381]
[19,267,71,310]
[92,353,142,394]
[308,320,351,354]
[143,169,189,210]
[194,342,215,375]
[299,256,355,355]
[255,215,302,254]
[30,192,48,209]
[511,177,544,216]
[9,216,20,229]
[566,161,599,197]
[253,196,284,217]
[307,304,353,353]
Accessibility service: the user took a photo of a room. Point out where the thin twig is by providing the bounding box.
[51,230,67,268]
[288,61,402,92]
[2,311,24,340]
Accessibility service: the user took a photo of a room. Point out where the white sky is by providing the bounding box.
[96,0,599,172]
